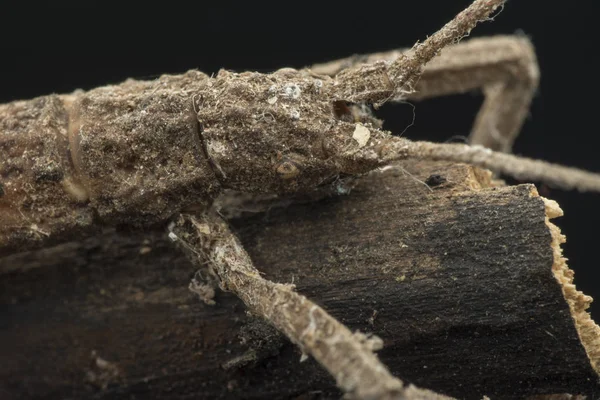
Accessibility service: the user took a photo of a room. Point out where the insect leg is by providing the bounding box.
[329,0,506,106]
[408,35,539,153]
[171,211,453,400]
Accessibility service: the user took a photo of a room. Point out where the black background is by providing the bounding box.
[1,1,598,318]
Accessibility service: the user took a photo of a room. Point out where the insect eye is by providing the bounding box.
[275,160,300,180]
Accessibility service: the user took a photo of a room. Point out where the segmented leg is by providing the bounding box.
[171,212,454,400]
[312,35,539,153]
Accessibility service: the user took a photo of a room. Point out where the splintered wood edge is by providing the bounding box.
[476,167,599,399]
[469,165,599,377]
[537,191,600,375]
[425,163,600,379]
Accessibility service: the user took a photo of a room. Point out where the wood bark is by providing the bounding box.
[1,160,598,399]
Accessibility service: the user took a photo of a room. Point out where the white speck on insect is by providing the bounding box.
[282,84,301,100]
[313,79,323,93]
[352,124,371,148]
[207,140,229,156]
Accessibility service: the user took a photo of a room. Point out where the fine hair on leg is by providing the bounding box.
[331,0,506,106]
[170,212,454,400]
[381,138,600,193]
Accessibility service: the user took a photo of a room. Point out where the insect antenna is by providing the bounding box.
[332,0,506,106]
[385,139,600,193]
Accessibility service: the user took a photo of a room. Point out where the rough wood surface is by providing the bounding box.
[1,161,598,399]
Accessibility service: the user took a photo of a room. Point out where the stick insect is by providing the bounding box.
[0,0,598,398]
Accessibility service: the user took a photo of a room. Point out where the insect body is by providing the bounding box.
[1,1,599,397]
[0,68,390,255]
[3,49,600,257]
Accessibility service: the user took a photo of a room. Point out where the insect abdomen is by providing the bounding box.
[0,71,220,255]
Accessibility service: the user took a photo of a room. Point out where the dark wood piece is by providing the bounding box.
[1,161,598,399]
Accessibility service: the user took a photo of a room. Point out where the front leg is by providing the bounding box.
[170,211,453,400]
[311,35,540,153]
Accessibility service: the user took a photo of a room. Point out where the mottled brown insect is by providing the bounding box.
[1,1,599,398]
